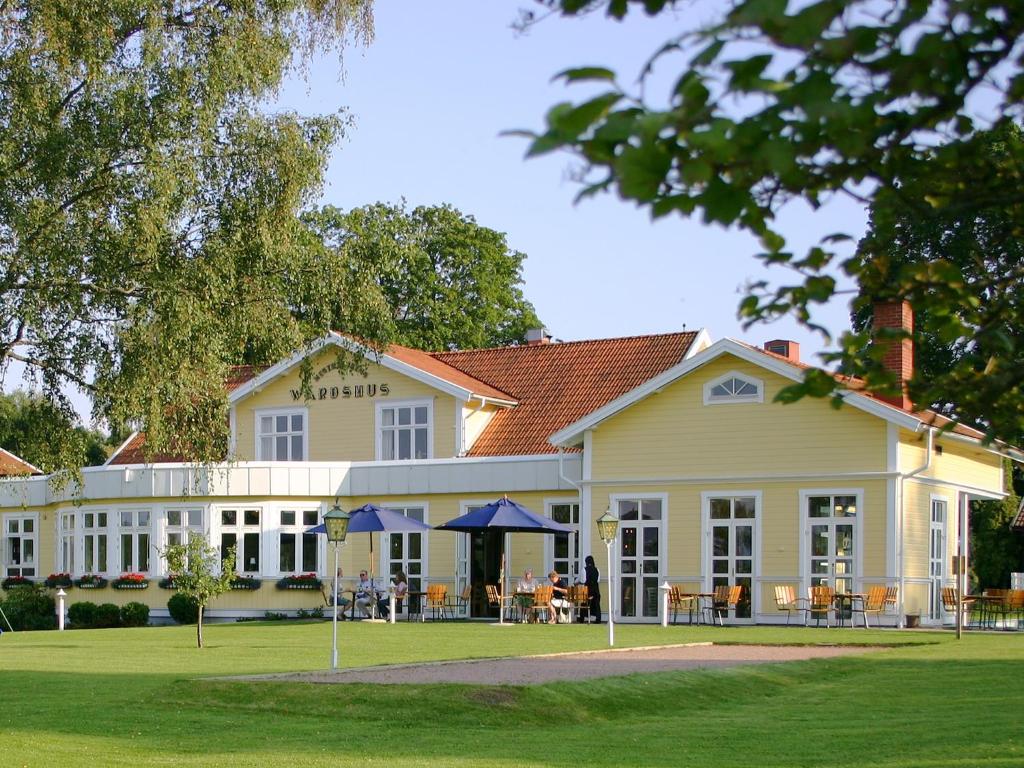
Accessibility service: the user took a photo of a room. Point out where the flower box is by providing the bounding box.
[231,576,262,591]
[44,573,73,589]
[1,575,33,590]
[158,577,178,590]
[112,573,150,590]
[276,573,322,590]
[75,575,108,589]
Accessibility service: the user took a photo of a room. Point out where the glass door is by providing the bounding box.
[385,506,426,617]
[616,498,663,621]
[806,494,858,621]
[707,497,756,622]
[929,499,947,621]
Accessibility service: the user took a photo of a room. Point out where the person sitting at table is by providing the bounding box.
[354,571,375,618]
[516,569,537,623]
[547,570,570,624]
[381,571,409,618]
[330,566,353,619]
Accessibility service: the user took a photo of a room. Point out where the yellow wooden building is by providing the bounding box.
[2,305,1018,625]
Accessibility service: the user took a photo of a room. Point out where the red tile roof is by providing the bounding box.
[0,448,41,476]
[435,332,700,456]
[384,343,516,402]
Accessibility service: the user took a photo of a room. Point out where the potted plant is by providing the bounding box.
[1,575,32,590]
[111,573,150,590]
[74,574,108,589]
[276,572,323,590]
[44,573,73,588]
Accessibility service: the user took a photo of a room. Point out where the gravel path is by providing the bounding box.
[239,644,875,686]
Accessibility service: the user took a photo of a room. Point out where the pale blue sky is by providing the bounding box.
[278,0,866,355]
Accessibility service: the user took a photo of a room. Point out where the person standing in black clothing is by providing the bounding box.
[584,555,602,623]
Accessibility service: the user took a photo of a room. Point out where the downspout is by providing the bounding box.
[898,427,934,626]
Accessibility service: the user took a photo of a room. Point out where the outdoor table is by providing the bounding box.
[514,591,536,623]
[832,593,866,627]
[967,595,1002,629]
[679,593,713,625]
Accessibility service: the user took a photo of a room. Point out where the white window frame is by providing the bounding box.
[2,512,39,578]
[545,498,581,583]
[254,407,309,462]
[799,488,864,596]
[81,509,111,575]
[161,506,205,575]
[700,490,762,619]
[375,398,433,461]
[218,507,263,574]
[381,503,429,604]
[277,507,321,576]
[929,494,949,622]
[609,492,669,622]
[703,370,764,405]
[118,508,154,575]
[59,509,76,575]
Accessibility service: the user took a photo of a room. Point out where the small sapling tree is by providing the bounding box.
[163,535,236,649]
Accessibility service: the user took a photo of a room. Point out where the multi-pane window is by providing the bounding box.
[279,509,319,574]
[83,511,109,574]
[386,506,426,604]
[548,503,580,583]
[705,372,762,404]
[221,508,261,573]
[60,512,75,574]
[3,514,38,577]
[379,402,430,460]
[120,509,151,574]
[166,508,203,547]
[257,411,305,461]
[807,494,858,594]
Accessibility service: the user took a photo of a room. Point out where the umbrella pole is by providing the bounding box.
[369,533,376,620]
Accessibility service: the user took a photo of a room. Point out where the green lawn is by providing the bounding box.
[1,621,1021,767]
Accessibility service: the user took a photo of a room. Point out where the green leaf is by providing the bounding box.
[549,93,623,137]
[615,143,671,201]
[555,66,617,84]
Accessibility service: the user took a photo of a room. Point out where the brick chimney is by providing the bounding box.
[872,300,913,410]
[525,328,552,346]
[763,339,800,363]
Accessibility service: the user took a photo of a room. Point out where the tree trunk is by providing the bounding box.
[197,604,204,648]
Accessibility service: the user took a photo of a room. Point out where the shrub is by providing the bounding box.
[68,601,98,628]
[120,602,150,627]
[0,583,55,630]
[167,592,200,624]
[93,603,122,628]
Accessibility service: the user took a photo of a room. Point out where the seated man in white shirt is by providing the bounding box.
[354,571,375,618]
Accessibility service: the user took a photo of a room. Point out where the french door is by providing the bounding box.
[705,496,757,622]
[616,498,664,621]
[385,506,427,616]
[929,498,947,621]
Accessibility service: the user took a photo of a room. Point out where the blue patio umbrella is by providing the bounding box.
[437,496,573,623]
[308,504,431,617]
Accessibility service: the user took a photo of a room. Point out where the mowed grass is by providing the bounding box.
[2,620,1022,767]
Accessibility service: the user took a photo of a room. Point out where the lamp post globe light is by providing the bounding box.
[596,508,619,647]
[324,501,351,670]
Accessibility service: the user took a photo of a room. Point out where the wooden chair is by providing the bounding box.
[801,585,834,628]
[423,584,450,621]
[568,584,590,623]
[485,584,514,621]
[941,586,974,627]
[772,585,807,626]
[530,585,554,624]
[447,584,472,618]
[851,585,888,628]
[709,585,742,626]
[669,586,699,625]
[1009,590,1024,628]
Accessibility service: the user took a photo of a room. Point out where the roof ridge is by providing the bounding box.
[433,329,699,357]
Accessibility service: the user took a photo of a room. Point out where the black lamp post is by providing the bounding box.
[324,500,351,670]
